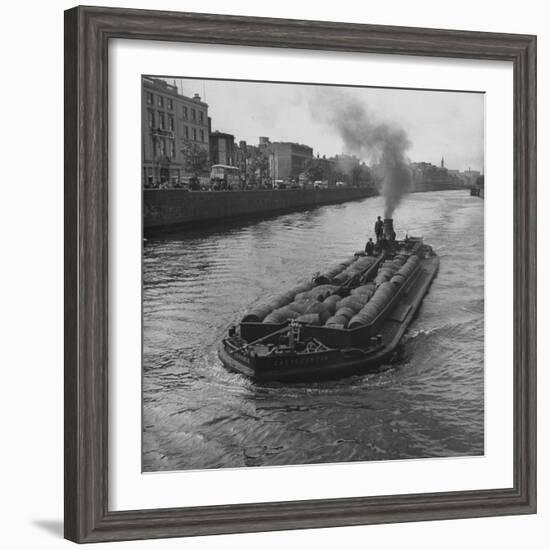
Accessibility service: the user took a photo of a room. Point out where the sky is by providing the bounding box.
[162,76,485,173]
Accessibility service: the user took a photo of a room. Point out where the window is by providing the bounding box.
[200,129,204,142]
[167,98,173,110]
[146,92,153,105]
[146,167,153,186]
[168,115,175,131]
[191,108,196,121]
[160,138,166,156]
[157,95,164,107]
[193,128,197,141]
[183,106,188,119]
[199,111,204,124]
[159,112,165,130]
[169,141,175,158]
[148,110,155,128]
[184,126,189,139]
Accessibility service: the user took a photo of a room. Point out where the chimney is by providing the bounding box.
[193,93,201,102]
[383,218,395,239]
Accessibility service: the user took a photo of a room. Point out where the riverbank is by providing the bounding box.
[410,184,465,194]
[143,185,470,234]
[144,187,376,234]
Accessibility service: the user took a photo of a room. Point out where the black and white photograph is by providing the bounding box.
[142,76,485,473]
[1,0,543,546]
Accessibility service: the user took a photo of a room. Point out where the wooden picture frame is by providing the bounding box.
[64,5,537,543]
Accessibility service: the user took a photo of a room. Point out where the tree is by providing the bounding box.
[303,158,326,182]
[333,170,348,184]
[351,163,373,188]
[247,154,269,185]
[181,142,210,183]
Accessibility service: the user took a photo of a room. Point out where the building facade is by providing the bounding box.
[268,141,313,181]
[461,168,482,187]
[329,154,361,177]
[410,161,463,191]
[209,131,236,166]
[142,77,210,187]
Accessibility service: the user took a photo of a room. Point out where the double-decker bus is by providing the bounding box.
[210,165,241,190]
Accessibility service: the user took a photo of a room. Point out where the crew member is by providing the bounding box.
[374,216,384,242]
[365,238,375,256]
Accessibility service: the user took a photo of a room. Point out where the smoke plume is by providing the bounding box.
[309,90,412,218]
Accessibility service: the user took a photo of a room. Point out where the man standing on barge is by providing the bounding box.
[374,216,384,242]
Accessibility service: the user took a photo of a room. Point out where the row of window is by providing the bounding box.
[183,126,205,143]
[146,92,206,123]
[147,110,206,142]
[182,105,205,123]
[148,110,175,132]
[151,137,177,158]
[146,91,174,110]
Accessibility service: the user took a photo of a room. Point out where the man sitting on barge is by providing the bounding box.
[365,238,375,256]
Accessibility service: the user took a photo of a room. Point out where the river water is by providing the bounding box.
[142,190,484,472]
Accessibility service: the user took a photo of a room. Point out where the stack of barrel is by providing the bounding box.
[373,254,408,286]
[314,256,358,284]
[241,280,317,323]
[241,281,342,326]
[324,283,376,329]
[241,254,377,326]
[390,254,419,286]
[240,253,419,329]
[261,285,340,325]
[347,254,420,328]
[332,256,376,285]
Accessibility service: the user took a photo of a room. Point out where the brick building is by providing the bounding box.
[142,77,209,187]
[267,141,313,181]
[209,131,236,166]
[410,161,462,190]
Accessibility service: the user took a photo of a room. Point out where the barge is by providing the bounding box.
[218,219,439,382]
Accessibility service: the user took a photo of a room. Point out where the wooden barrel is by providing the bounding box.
[241,303,273,323]
[322,294,341,314]
[335,306,356,320]
[391,274,406,286]
[325,314,349,328]
[338,295,368,311]
[352,289,374,302]
[286,301,309,314]
[295,313,322,325]
[263,306,300,324]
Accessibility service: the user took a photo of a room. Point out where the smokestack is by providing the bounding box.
[384,218,395,239]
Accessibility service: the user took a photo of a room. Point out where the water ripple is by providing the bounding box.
[143,190,484,471]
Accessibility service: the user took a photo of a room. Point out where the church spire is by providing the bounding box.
[441,156,444,168]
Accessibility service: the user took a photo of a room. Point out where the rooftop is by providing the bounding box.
[142,77,208,107]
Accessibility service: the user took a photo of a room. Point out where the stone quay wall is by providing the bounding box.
[144,187,377,233]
